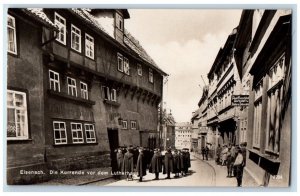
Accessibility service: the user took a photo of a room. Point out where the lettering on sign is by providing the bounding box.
[231,95,249,106]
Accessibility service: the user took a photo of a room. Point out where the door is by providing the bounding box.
[107,128,119,172]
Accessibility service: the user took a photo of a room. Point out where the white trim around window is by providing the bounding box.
[85,33,94,59]
[111,89,117,102]
[122,120,128,129]
[117,53,124,72]
[137,64,142,76]
[7,90,29,140]
[7,14,17,55]
[149,68,154,83]
[80,81,88,100]
[54,12,66,45]
[71,24,82,52]
[71,122,84,144]
[84,124,96,143]
[124,57,130,75]
[53,121,67,145]
[67,77,77,97]
[131,120,137,130]
[49,70,60,92]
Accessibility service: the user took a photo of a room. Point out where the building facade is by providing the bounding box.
[175,122,192,150]
[6,8,167,184]
[206,28,243,156]
[234,10,291,187]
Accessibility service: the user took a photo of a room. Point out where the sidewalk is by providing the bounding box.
[36,167,113,185]
[193,153,259,187]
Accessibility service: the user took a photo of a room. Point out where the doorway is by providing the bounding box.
[107,128,119,172]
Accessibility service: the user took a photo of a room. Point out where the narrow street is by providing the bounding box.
[89,155,215,186]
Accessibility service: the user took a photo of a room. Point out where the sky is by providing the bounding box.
[126,9,242,123]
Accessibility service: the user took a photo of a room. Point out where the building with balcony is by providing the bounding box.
[6,8,167,184]
[234,10,291,187]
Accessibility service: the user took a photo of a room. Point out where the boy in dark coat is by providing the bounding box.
[163,148,173,179]
[122,147,134,181]
[116,148,124,179]
[136,147,147,182]
[172,149,181,178]
[149,148,162,180]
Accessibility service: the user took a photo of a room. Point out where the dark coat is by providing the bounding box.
[173,153,181,173]
[149,152,162,173]
[122,151,134,173]
[116,152,124,172]
[136,152,147,177]
[163,152,173,174]
[182,152,191,169]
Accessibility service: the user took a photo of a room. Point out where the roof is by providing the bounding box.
[21,8,166,76]
[21,8,58,29]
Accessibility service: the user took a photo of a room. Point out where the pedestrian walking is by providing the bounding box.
[172,149,181,178]
[226,145,233,177]
[205,146,209,160]
[178,150,185,176]
[233,147,245,187]
[149,148,162,180]
[136,147,147,182]
[221,145,229,166]
[216,144,222,165]
[116,148,124,179]
[163,148,173,179]
[122,147,134,181]
[182,148,191,175]
[201,147,206,160]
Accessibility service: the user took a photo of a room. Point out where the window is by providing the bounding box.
[131,121,137,130]
[122,120,128,129]
[117,53,124,72]
[137,64,142,76]
[49,70,60,92]
[103,86,117,102]
[85,33,94,59]
[116,13,123,31]
[54,12,66,45]
[7,90,28,140]
[111,89,117,102]
[149,68,153,83]
[71,24,81,52]
[253,82,263,148]
[7,15,17,54]
[85,124,96,143]
[71,123,84,143]
[53,121,67,145]
[67,77,77,97]
[80,82,88,100]
[124,57,130,75]
[266,55,286,154]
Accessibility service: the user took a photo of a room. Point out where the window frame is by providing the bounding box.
[67,77,77,97]
[123,57,130,75]
[7,90,29,140]
[131,120,137,130]
[116,12,123,31]
[53,121,67,145]
[137,64,142,76]
[80,81,88,100]
[84,123,96,143]
[111,89,117,102]
[117,53,124,72]
[49,70,60,92]
[71,24,82,53]
[85,33,94,59]
[54,12,66,45]
[7,14,17,55]
[122,120,128,129]
[149,68,154,83]
[71,122,84,144]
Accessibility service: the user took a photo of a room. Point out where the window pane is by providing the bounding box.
[55,131,60,139]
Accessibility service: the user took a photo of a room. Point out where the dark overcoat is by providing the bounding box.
[163,152,173,174]
[173,153,181,173]
[116,152,124,172]
[182,152,191,170]
[122,151,134,173]
[136,152,147,177]
[149,152,162,173]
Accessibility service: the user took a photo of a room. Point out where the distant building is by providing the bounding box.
[234,10,291,187]
[175,122,192,150]
[160,109,176,150]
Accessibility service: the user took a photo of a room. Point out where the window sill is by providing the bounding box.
[7,138,33,144]
[53,142,98,147]
[48,89,95,106]
[103,99,120,107]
